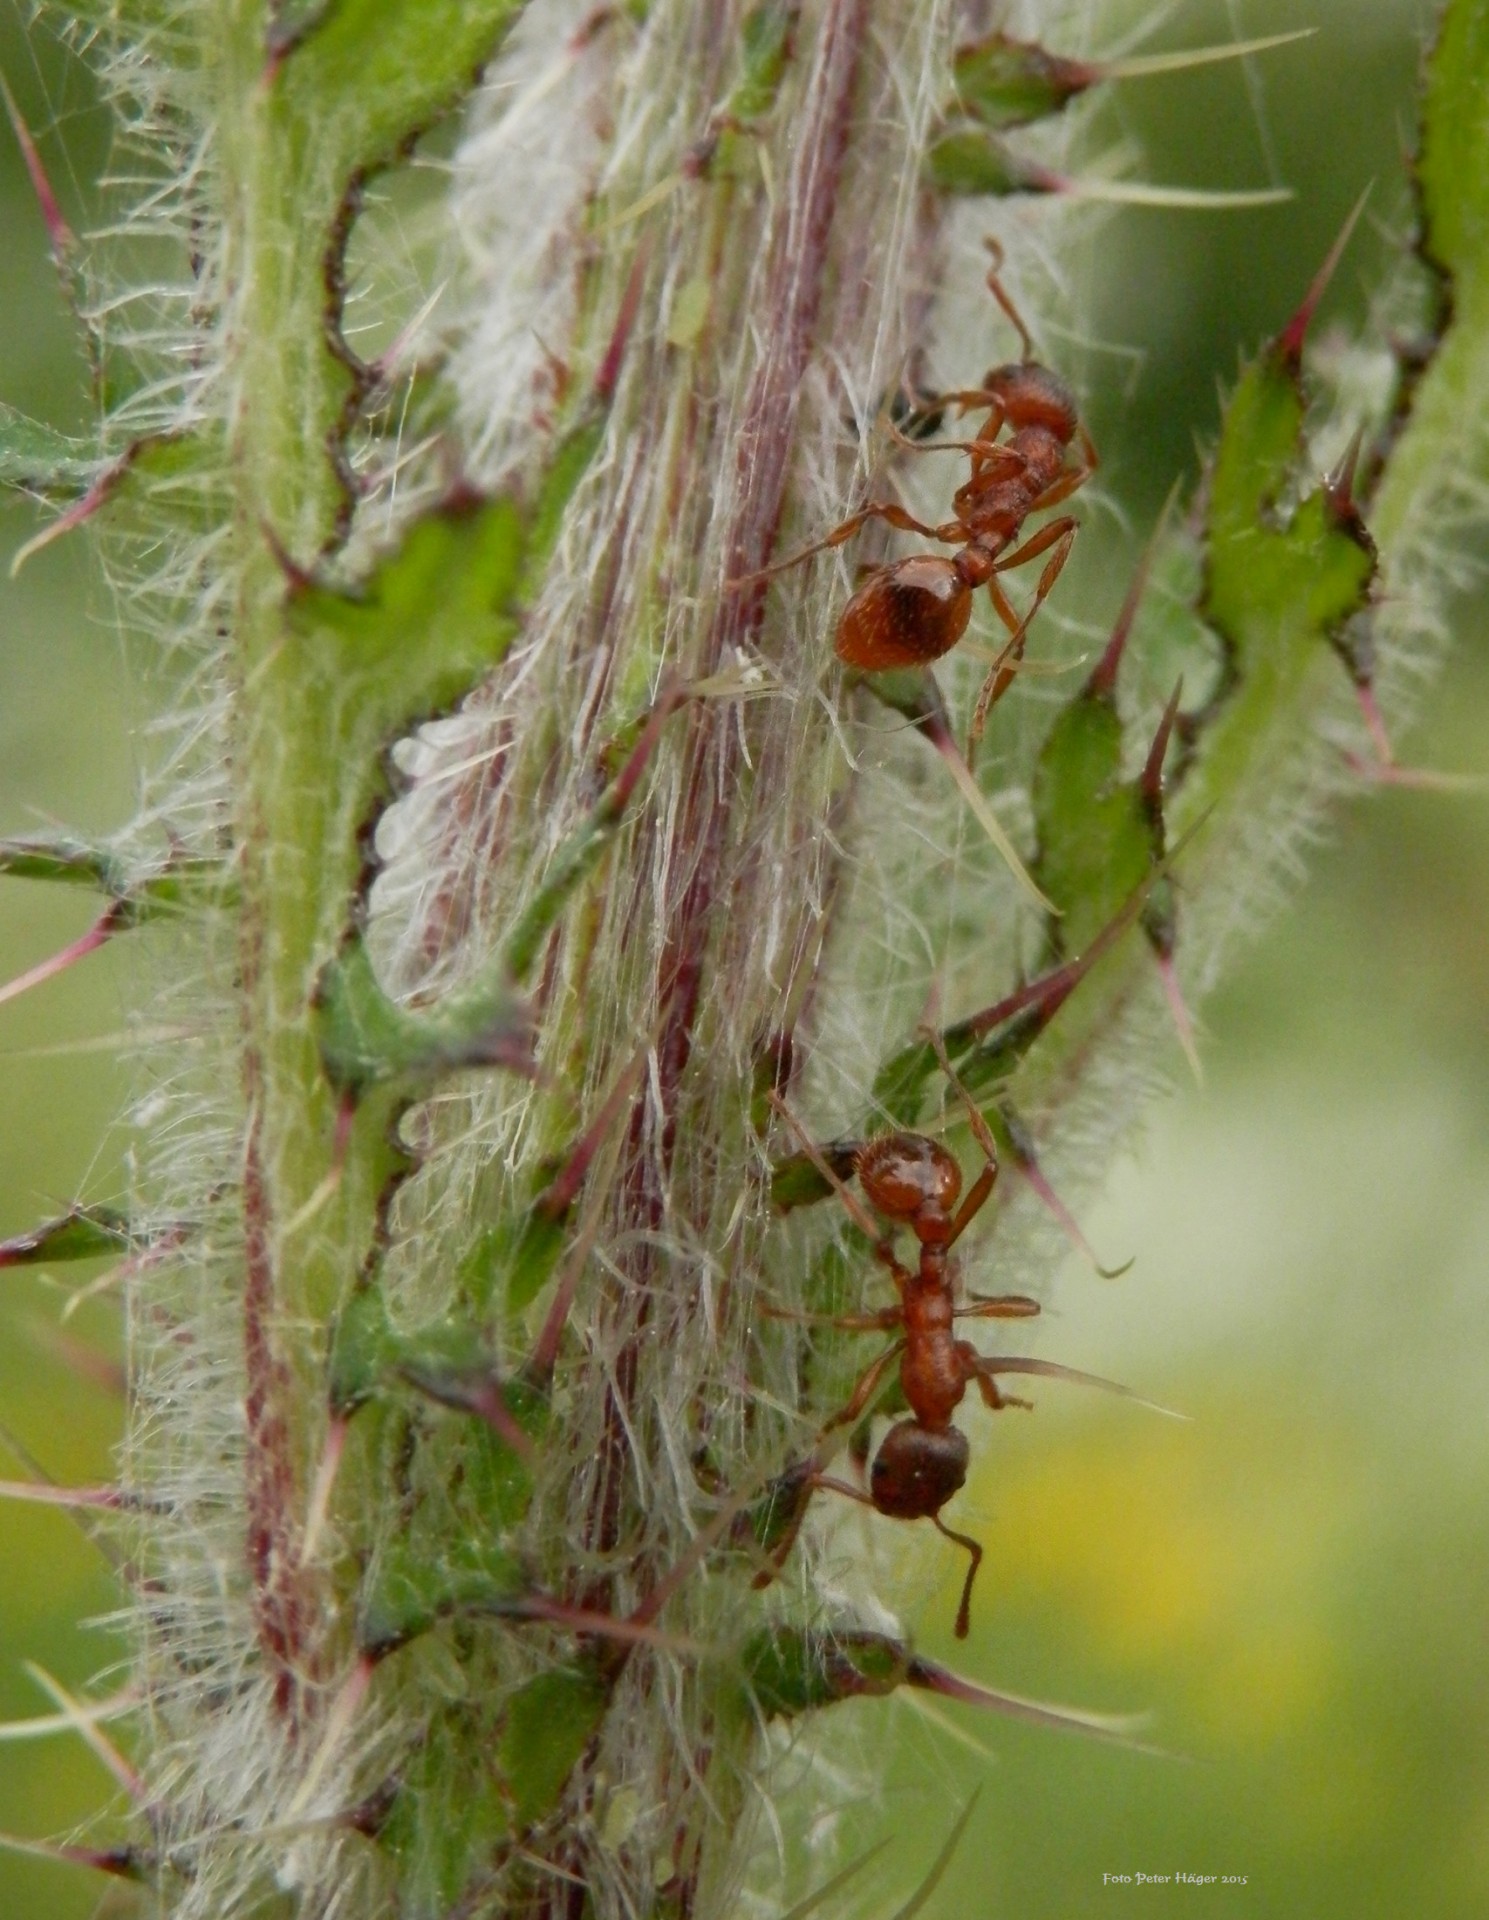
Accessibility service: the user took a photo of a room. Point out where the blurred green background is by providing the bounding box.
[0,1,1484,1916]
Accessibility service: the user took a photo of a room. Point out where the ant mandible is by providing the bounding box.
[750,239,1097,747]
[767,1059,1127,1640]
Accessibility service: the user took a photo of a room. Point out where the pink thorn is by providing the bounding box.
[0,1832,140,1878]
[262,21,303,80]
[965,957,1080,1040]
[535,1049,647,1222]
[593,241,651,406]
[331,1090,356,1169]
[1155,950,1204,1087]
[1323,427,1366,526]
[25,1323,126,1397]
[1092,487,1182,702]
[23,1664,145,1802]
[0,1479,127,1510]
[1353,680,1395,767]
[1012,1153,1132,1279]
[0,908,119,1010]
[571,6,623,54]
[0,70,77,264]
[1343,751,1489,793]
[605,675,692,814]
[298,1412,348,1568]
[260,516,316,593]
[1089,551,1157,700]
[1141,680,1185,813]
[400,1363,536,1461]
[906,1656,1169,1752]
[283,1653,376,1815]
[982,1355,1184,1419]
[465,1378,536,1458]
[964,883,1141,1041]
[626,1479,765,1631]
[9,470,113,576]
[1276,185,1372,368]
[514,1593,703,1658]
[1011,161,1068,196]
[1085,605,1135,701]
[530,1253,585,1382]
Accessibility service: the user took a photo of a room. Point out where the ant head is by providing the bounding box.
[855,1133,961,1233]
[981,361,1078,442]
[870,1419,970,1520]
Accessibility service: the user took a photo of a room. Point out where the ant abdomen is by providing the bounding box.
[870,1419,970,1520]
[836,556,971,670]
[739,244,1092,756]
[855,1132,962,1221]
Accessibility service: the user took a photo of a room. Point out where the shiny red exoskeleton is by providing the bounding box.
[760,1075,1145,1638]
[760,1086,1040,1633]
[833,354,1089,684]
[746,242,1097,746]
[813,1129,1039,1639]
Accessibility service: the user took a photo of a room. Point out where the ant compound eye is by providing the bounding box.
[835,557,971,670]
[870,1421,970,1519]
[856,1134,961,1220]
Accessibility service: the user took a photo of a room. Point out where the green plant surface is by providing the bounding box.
[820,648,1489,1911]
[2,1,1488,1917]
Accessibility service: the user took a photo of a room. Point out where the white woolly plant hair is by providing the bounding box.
[17,0,1474,1915]
[368,0,1172,1899]
[378,0,990,1901]
[99,2,1032,1913]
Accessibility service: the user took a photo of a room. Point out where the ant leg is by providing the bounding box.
[969,518,1078,749]
[814,1475,986,1640]
[732,500,955,589]
[962,444,1032,496]
[993,512,1079,583]
[745,1344,904,1589]
[884,400,1011,459]
[932,1511,985,1639]
[984,235,1034,362]
[984,576,1024,639]
[1018,417,1099,517]
[947,1157,998,1248]
[963,1357,1035,1415]
[760,1301,903,1332]
[810,1472,875,1508]
[905,385,1009,417]
[820,1339,906,1438]
[978,1359,1174,1420]
[1025,458,1096,516]
[965,1344,1175,1414]
[963,576,1041,761]
[928,1030,1000,1251]
[767,1092,914,1290]
[955,1293,1041,1321]
[886,424,998,460]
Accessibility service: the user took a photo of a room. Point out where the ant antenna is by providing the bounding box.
[933,1512,984,1640]
[984,236,1034,362]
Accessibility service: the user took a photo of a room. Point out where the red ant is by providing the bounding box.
[747,240,1097,747]
[766,1057,1138,1640]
